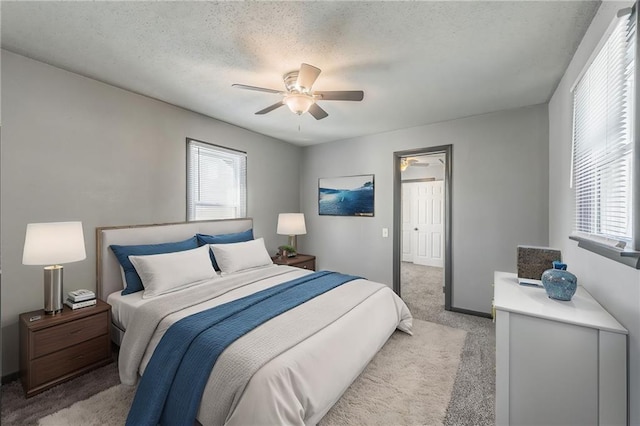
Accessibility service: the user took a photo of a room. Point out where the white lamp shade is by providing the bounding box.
[277,213,307,236]
[23,221,87,265]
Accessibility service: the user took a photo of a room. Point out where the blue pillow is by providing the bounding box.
[196,229,254,270]
[111,236,199,295]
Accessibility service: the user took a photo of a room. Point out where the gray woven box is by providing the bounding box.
[517,246,562,280]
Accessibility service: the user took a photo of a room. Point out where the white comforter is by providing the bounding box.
[119,265,413,425]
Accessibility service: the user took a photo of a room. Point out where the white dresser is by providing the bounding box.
[494,271,628,426]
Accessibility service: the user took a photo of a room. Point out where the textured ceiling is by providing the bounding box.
[1,1,599,146]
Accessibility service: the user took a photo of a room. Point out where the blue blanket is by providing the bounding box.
[126,270,360,426]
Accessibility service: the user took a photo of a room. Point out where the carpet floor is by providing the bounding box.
[2,264,495,425]
[401,262,495,426]
[1,363,120,426]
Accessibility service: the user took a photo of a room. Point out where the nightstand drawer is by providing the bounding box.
[31,334,110,389]
[32,311,109,358]
[271,254,316,271]
[296,259,315,270]
[20,299,112,397]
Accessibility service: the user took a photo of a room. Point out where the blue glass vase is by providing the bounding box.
[541,261,577,301]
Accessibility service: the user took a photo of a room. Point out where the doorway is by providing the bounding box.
[393,145,452,311]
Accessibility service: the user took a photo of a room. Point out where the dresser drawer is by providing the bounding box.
[32,311,109,358]
[296,259,315,270]
[30,334,110,389]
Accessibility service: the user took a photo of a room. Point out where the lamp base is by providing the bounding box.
[288,235,298,253]
[44,266,63,314]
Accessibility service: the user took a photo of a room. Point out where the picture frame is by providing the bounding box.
[318,174,374,216]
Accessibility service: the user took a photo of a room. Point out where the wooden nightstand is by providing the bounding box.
[19,299,112,398]
[271,254,316,271]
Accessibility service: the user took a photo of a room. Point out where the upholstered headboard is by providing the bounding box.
[96,218,253,301]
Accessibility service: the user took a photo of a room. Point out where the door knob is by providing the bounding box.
[414,228,418,231]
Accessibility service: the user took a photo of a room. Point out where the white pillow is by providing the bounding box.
[210,238,273,274]
[129,245,217,299]
[119,266,127,289]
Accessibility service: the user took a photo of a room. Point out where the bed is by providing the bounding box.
[96,219,413,425]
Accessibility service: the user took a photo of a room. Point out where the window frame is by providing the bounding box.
[186,138,247,222]
[569,6,640,268]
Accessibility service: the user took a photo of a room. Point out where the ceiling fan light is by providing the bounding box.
[284,94,314,115]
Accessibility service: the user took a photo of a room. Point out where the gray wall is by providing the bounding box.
[299,104,549,314]
[0,50,302,376]
[548,2,640,423]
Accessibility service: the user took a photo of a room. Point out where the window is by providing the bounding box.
[187,139,247,221]
[571,8,636,250]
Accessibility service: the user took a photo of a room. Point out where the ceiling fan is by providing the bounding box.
[400,158,430,171]
[232,63,364,120]
[400,157,444,171]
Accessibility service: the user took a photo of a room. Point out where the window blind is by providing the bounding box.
[572,9,636,244]
[187,139,247,221]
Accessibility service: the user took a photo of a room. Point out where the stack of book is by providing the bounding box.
[65,289,96,310]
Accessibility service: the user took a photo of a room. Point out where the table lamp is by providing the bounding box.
[22,221,86,314]
[277,213,307,252]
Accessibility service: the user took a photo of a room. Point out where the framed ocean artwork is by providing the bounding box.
[318,175,374,216]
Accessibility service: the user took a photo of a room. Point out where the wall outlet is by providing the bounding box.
[382,228,389,238]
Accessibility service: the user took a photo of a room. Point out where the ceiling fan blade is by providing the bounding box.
[255,101,284,115]
[315,91,364,101]
[232,84,283,94]
[308,103,328,120]
[297,63,321,91]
